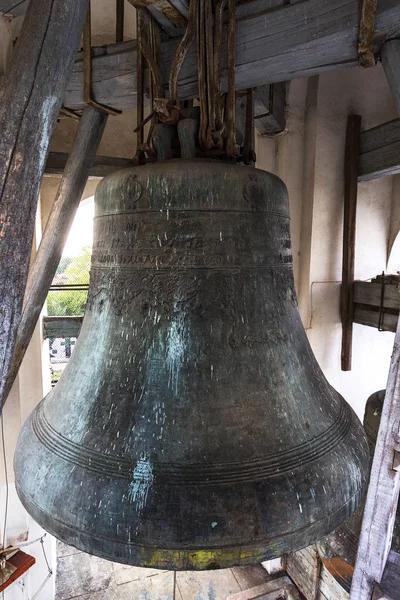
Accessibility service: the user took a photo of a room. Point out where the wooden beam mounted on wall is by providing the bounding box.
[382,39,400,119]
[340,114,362,372]
[0,0,90,413]
[4,107,108,402]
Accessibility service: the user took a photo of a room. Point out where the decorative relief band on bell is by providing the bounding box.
[91,212,293,270]
[32,402,353,485]
[90,256,293,269]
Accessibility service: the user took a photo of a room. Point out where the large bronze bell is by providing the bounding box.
[15,160,369,570]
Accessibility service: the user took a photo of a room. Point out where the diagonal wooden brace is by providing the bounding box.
[4,107,108,402]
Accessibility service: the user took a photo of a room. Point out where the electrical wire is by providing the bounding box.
[40,537,52,576]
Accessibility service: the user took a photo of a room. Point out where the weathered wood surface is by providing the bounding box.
[341,115,361,371]
[354,281,400,311]
[381,550,400,600]
[0,0,29,16]
[349,317,400,599]
[45,151,134,177]
[5,107,107,401]
[0,0,90,413]
[226,575,301,600]
[128,0,186,37]
[63,0,400,111]
[353,305,398,333]
[359,119,400,181]
[43,316,83,339]
[286,546,349,600]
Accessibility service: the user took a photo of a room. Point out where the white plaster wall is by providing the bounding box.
[91,0,136,45]
[291,64,399,420]
[256,66,399,421]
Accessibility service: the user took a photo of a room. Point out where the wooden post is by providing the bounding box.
[340,114,361,371]
[116,0,125,43]
[349,316,400,600]
[4,107,108,401]
[0,0,90,412]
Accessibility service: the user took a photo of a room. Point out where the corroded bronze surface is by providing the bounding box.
[317,389,400,591]
[15,160,369,570]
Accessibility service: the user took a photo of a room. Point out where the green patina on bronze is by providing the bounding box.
[15,160,369,570]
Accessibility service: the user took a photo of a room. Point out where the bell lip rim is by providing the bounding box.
[15,478,368,571]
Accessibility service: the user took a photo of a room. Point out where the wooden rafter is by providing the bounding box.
[62,0,400,111]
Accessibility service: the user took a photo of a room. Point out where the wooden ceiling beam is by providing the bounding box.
[63,0,400,111]
[45,151,135,177]
[359,119,400,181]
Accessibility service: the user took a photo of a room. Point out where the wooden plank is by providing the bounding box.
[381,551,400,600]
[43,316,83,339]
[226,575,300,600]
[254,82,286,136]
[359,119,400,181]
[358,119,400,181]
[4,107,107,402]
[360,120,400,154]
[0,0,29,16]
[341,115,361,372]
[0,0,90,414]
[128,0,186,37]
[354,281,400,311]
[353,305,399,333]
[287,547,351,600]
[63,0,400,111]
[45,151,134,177]
[349,319,400,599]
[359,140,400,181]
[0,551,35,593]
[286,550,316,600]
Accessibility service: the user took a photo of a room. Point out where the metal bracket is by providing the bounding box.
[83,6,121,116]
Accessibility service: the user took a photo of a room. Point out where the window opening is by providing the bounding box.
[45,197,94,386]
